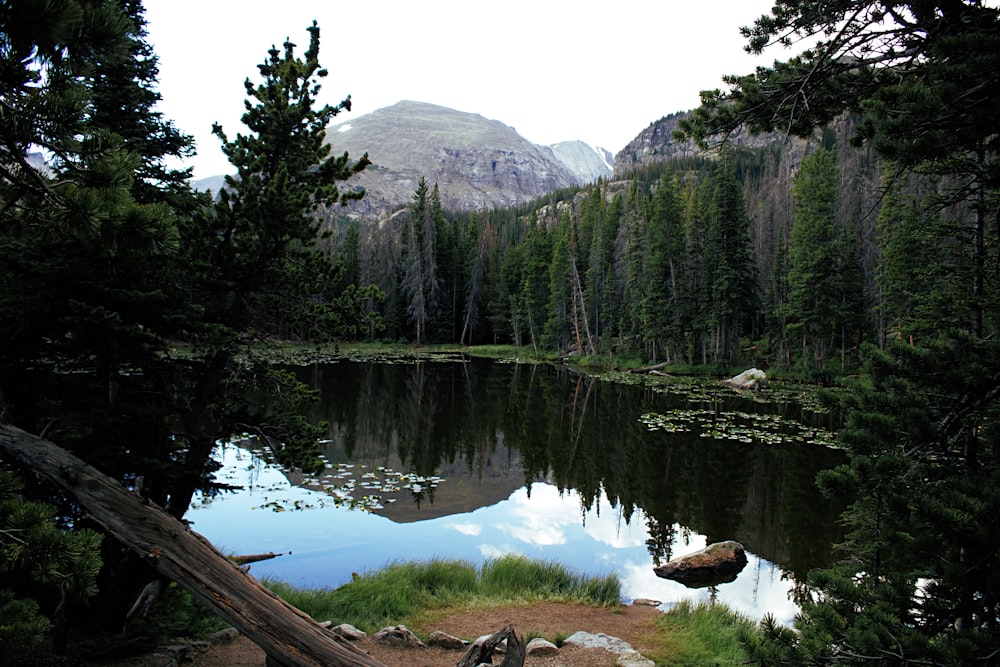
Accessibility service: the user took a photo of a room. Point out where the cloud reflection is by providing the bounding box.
[445,522,482,536]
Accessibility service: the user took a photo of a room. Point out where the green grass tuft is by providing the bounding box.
[647,599,758,665]
[263,556,620,633]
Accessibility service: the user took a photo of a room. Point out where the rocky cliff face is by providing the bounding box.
[325,101,585,219]
[613,110,779,178]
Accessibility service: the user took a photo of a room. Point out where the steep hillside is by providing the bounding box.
[549,140,613,183]
[613,110,777,177]
[325,101,582,218]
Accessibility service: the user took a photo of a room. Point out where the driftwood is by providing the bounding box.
[456,623,525,667]
[628,361,671,375]
[0,424,386,667]
[229,551,286,565]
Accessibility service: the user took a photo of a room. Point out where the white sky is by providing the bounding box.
[144,1,781,179]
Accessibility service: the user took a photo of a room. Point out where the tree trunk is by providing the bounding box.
[0,425,386,667]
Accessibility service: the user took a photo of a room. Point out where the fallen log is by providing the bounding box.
[229,551,286,565]
[0,424,386,667]
[628,361,671,374]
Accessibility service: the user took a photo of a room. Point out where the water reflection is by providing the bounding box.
[188,358,845,621]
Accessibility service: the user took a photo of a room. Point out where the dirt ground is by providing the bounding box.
[89,601,664,667]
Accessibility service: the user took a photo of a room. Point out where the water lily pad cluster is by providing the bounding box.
[639,409,836,447]
[302,461,445,511]
[206,440,445,513]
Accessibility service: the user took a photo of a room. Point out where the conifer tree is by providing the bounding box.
[87,0,195,203]
[400,177,441,343]
[582,185,615,347]
[703,152,758,361]
[679,2,1000,662]
[786,147,841,369]
[544,215,573,351]
[204,21,369,331]
[518,219,553,355]
[645,173,687,362]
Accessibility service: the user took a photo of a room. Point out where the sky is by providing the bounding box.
[144,1,783,180]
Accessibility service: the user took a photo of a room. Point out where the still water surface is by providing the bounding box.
[188,358,845,624]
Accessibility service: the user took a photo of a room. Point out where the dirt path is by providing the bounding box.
[92,601,664,667]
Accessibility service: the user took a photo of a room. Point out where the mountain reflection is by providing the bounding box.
[290,358,846,580]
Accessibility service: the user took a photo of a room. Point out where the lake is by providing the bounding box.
[187,356,845,624]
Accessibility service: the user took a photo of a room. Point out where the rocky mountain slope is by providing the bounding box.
[550,141,613,183]
[612,110,779,177]
[324,101,606,219]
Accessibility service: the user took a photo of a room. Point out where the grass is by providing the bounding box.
[106,559,761,666]
[644,599,758,666]
[263,555,620,634]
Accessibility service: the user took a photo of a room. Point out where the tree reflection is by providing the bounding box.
[295,359,846,577]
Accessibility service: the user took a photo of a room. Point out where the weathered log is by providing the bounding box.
[229,551,286,565]
[456,623,525,667]
[628,361,671,374]
[0,424,386,667]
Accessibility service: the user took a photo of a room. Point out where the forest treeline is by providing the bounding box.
[326,120,982,375]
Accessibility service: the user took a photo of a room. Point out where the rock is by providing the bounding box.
[631,598,662,607]
[653,540,749,588]
[373,624,425,647]
[563,631,654,667]
[722,368,768,391]
[428,629,467,649]
[330,623,367,641]
[154,645,184,666]
[525,637,559,656]
[207,627,240,644]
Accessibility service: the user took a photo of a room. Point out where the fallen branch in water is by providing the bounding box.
[229,551,287,565]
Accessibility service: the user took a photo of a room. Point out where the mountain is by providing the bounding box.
[324,101,591,219]
[612,110,780,178]
[549,141,613,183]
[191,174,227,195]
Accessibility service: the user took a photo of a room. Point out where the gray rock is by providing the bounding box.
[428,630,467,649]
[722,368,768,392]
[373,624,425,647]
[653,540,749,588]
[525,637,560,656]
[207,627,240,644]
[631,598,662,607]
[563,631,654,667]
[330,623,367,641]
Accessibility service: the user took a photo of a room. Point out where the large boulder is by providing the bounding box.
[722,368,768,391]
[653,541,748,588]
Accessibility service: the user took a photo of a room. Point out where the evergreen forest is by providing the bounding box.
[1,0,999,664]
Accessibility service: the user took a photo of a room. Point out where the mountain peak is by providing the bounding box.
[325,101,604,218]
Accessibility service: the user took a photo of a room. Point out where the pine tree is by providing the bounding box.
[679,2,1000,662]
[703,152,758,361]
[786,147,841,369]
[679,0,1000,338]
[400,177,442,343]
[645,172,688,362]
[87,0,195,203]
[518,219,553,355]
[614,181,651,357]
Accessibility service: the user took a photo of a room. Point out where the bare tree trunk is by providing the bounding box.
[0,425,386,667]
[570,259,596,355]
